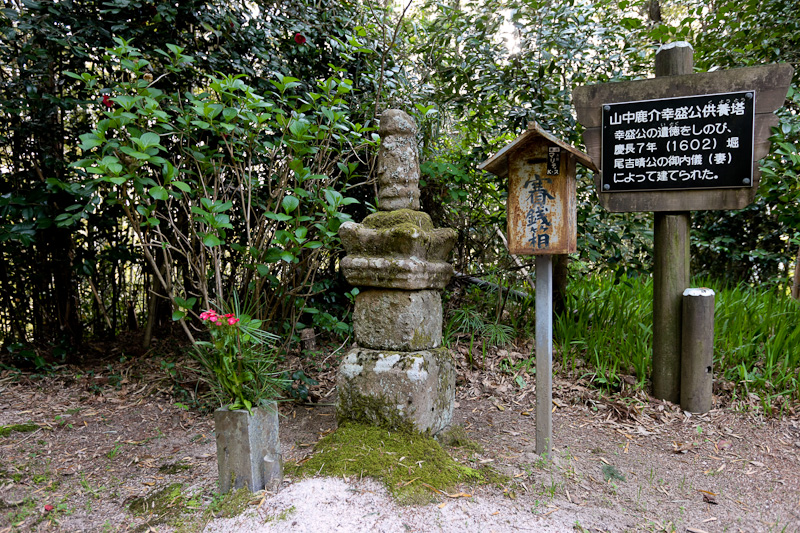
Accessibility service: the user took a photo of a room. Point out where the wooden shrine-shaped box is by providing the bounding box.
[479,122,597,255]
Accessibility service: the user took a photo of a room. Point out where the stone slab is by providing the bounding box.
[354,289,442,351]
[336,347,455,435]
[214,404,282,493]
[339,219,456,261]
[340,256,454,290]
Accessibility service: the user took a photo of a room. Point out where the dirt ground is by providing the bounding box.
[1,342,799,533]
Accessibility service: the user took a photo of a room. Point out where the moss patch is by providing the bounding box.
[362,209,433,231]
[0,423,39,438]
[264,504,296,523]
[336,390,418,434]
[128,483,184,517]
[287,422,486,505]
[173,487,252,533]
[205,487,252,519]
[128,482,205,531]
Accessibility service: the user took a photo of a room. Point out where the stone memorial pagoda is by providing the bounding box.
[336,109,456,435]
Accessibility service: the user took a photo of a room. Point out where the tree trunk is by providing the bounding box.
[143,253,171,349]
[44,226,83,354]
[143,271,159,350]
[0,249,27,342]
[37,44,83,356]
[552,254,570,317]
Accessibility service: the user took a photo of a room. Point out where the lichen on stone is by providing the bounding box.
[336,390,417,434]
[373,353,402,373]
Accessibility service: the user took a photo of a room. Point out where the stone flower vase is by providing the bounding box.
[214,402,282,493]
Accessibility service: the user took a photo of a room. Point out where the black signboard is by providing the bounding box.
[601,91,755,192]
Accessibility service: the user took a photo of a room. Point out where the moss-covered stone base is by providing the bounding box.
[337,347,455,435]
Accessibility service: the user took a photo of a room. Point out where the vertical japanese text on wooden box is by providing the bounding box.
[507,144,577,256]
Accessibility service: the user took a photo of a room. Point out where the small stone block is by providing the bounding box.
[377,110,420,211]
[262,453,283,492]
[214,404,281,493]
[354,289,442,351]
[336,347,456,435]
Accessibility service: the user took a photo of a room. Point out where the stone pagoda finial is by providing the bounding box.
[377,109,420,211]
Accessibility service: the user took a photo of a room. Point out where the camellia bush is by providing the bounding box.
[69,38,373,343]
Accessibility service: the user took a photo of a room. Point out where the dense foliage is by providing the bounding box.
[0,0,388,360]
[553,274,800,408]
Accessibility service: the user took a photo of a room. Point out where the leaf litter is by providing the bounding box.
[0,338,799,531]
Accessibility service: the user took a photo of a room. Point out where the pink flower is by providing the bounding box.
[294,33,306,45]
[200,309,217,321]
[102,94,113,109]
[227,317,240,325]
[44,504,54,512]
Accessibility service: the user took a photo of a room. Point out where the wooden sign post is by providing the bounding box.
[479,123,596,455]
[573,42,793,407]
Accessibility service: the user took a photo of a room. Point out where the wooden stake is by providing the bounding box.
[652,42,693,403]
[681,288,715,413]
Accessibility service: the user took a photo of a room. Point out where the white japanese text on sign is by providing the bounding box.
[601,91,755,192]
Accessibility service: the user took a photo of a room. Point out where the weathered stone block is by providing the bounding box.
[214,404,282,493]
[336,347,455,435]
[340,255,454,290]
[339,213,456,261]
[354,289,442,351]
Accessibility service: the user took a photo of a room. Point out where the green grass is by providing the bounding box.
[713,281,800,408]
[553,274,800,404]
[555,274,653,389]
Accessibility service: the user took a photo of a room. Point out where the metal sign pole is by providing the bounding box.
[535,254,553,456]
[479,125,593,459]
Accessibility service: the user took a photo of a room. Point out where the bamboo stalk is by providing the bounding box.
[792,246,800,300]
[88,278,112,330]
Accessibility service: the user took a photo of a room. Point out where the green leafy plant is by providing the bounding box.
[445,301,515,349]
[280,370,319,402]
[601,463,626,483]
[68,38,370,349]
[106,444,123,460]
[195,300,287,412]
